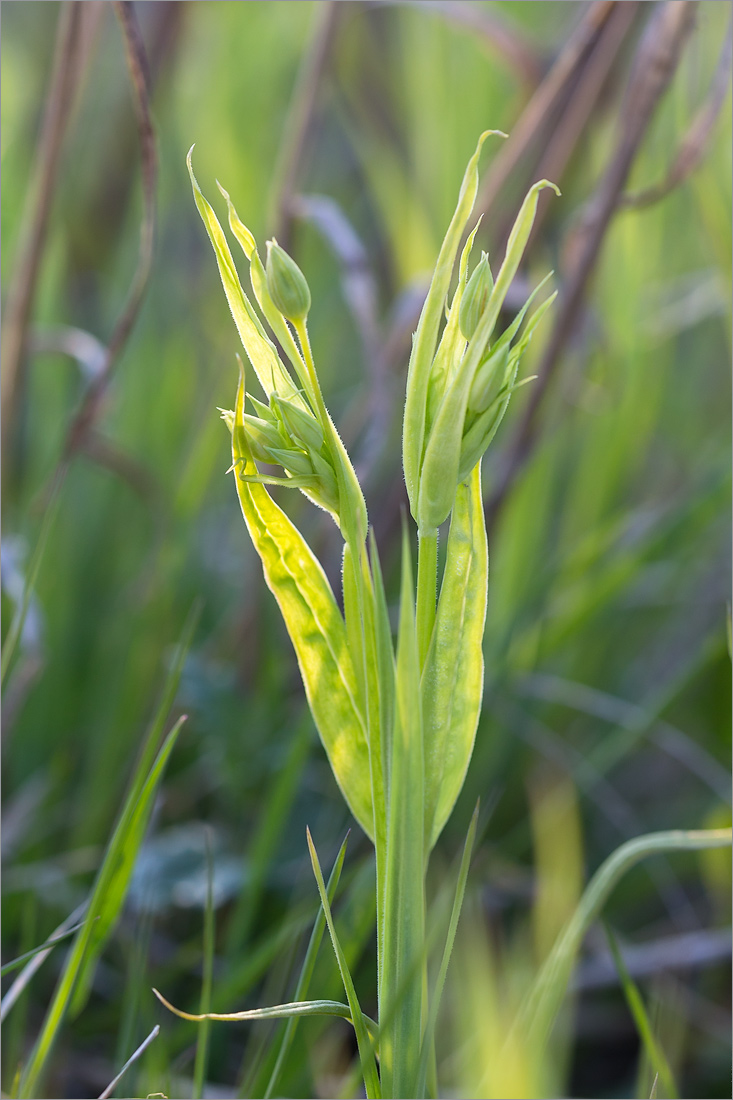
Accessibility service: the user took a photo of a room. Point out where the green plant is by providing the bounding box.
[156,133,731,1099]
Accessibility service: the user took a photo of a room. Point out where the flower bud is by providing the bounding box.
[459,252,493,341]
[467,342,509,414]
[266,239,311,324]
[271,395,324,453]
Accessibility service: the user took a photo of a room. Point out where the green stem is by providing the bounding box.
[416,529,438,669]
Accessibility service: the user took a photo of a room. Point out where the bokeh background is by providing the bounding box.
[2,2,731,1097]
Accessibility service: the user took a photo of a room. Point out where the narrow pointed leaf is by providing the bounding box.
[603,923,678,1099]
[187,151,301,404]
[18,716,187,1099]
[263,834,350,1099]
[306,829,381,1099]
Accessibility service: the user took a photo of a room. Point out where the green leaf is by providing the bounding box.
[231,370,373,838]
[422,465,488,847]
[603,922,678,1099]
[403,131,505,515]
[306,829,381,1099]
[187,150,301,406]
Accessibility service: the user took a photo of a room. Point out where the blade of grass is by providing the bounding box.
[305,828,381,1100]
[97,1024,160,1100]
[17,713,188,1097]
[1,919,91,977]
[193,828,215,1100]
[522,828,732,1053]
[262,832,349,1100]
[603,922,678,1100]
[1,902,86,1023]
[417,800,480,1097]
[153,988,378,1038]
[1,481,61,687]
[70,600,201,1017]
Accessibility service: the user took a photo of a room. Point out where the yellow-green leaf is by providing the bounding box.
[422,464,488,848]
[231,371,373,838]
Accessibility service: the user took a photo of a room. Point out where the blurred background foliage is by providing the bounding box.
[1,2,730,1097]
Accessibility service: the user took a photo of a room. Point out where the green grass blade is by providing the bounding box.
[380,524,425,1100]
[422,465,487,847]
[603,922,678,1099]
[193,829,216,1100]
[1,482,61,688]
[17,716,186,1098]
[69,602,201,1016]
[417,801,479,1097]
[1,903,87,1024]
[523,828,733,1053]
[305,828,381,1100]
[0,919,90,977]
[262,833,349,1100]
[231,369,373,838]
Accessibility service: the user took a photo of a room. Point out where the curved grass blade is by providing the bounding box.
[232,370,373,837]
[153,988,379,1038]
[17,716,187,1099]
[306,829,381,1099]
[422,465,488,848]
[523,828,733,1052]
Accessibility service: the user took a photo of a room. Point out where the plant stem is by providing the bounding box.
[416,529,438,669]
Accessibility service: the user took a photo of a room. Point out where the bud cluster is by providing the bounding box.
[239,391,339,515]
[403,138,559,535]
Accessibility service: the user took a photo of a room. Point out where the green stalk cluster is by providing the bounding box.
[187,134,558,1098]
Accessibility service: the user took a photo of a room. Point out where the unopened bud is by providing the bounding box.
[272,396,324,453]
[459,252,493,341]
[266,239,311,324]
